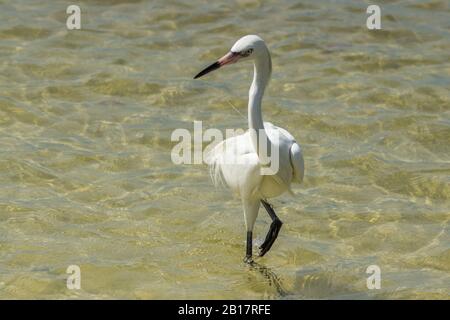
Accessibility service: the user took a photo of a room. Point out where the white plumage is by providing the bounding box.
[207,122,304,198]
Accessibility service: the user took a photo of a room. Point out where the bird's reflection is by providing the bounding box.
[248,261,290,297]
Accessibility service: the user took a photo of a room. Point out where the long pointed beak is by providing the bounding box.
[194,52,240,79]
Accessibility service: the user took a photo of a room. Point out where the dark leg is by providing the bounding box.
[244,231,253,264]
[259,200,283,257]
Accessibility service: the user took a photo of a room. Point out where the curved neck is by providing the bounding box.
[248,49,272,159]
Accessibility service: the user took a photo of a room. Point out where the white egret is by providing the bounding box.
[194,35,304,263]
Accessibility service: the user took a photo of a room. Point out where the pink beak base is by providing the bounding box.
[194,52,240,79]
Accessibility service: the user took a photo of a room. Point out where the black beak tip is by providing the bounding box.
[193,61,220,80]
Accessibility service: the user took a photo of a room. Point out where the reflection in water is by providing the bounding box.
[249,261,290,298]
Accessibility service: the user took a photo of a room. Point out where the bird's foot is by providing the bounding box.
[259,219,283,257]
[243,255,254,265]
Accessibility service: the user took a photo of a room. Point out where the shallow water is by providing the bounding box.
[0,0,449,299]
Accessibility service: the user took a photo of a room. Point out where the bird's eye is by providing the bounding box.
[240,48,253,57]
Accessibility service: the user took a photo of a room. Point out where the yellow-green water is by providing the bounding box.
[0,0,449,299]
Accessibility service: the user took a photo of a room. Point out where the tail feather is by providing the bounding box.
[289,142,304,183]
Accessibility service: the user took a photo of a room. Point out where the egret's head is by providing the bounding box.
[194,35,268,79]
